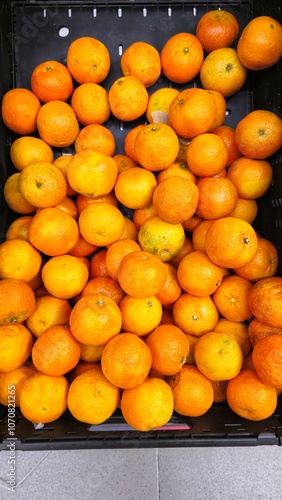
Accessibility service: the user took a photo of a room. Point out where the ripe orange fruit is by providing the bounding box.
[160,32,204,83]
[145,324,189,376]
[156,162,196,184]
[6,215,32,241]
[121,377,174,432]
[74,123,115,156]
[52,155,77,197]
[212,125,242,165]
[146,87,179,124]
[114,167,157,209]
[108,75,148,121]
[196,10,239,52]
[152,176,199,224]
[133,203,158,229]
[68,361,98,383]
[237,16,282,70]
[105,238,141,281]
[172,293,219,336]
[10,136,54,172]
[0,238,41,282]
[248,318,282,348]
[200,47,248,97]
[212,380,229,403]
[138,215,185,262]
[76,192,118,215]
[191,219,215,251]
[26,295,72,338]
[68,233,97,258]
[234,237,278,281]
[155,263,182,306]
[252,334,282,390]
[227,368,277,420]
[71,82,110,125]
[18,161,67,208]
[90,249,108,278]
[248,277,282,328]
[67,36,110,84]
[121,41,161,87]
[168,88,217,139]
[212,275,253,322]
[207,90,227,131]
[168,236,193,268]
[196,177,238,220]
[4,172,36,215]
[186,133,228,177]
[0,278,35,325]
[133,123,179,172]
[68,365,120,424]
[119,295,162,336]
[79,345,105,363]
[36,100,79,148]
[0,323,33,372]
[205,217,258,268]
[1,88,41,135]
[81,276,125,304]
[113,154,138,173]
[123,124,146,163]
[167,364,214,417]
[42,255,89,299]
[42,195,78,220]
[177,250,224,297]
[227,156,273,199]
[228,198,258,224]
[235,110,282,159]
[0,364,36,406]
[31,60,73,102]
[215,318,252,357]
[78,202,125,246]
[20,372,69,424]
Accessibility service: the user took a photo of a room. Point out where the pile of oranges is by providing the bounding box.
[0,11,282,432]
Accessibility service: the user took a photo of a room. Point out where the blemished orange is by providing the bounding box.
[113,154,139,173]
[177,250,224,297]
[1,88,41,135]
[4,172,36,215]
[0,323,33,372]
[10,136,54,172]
[19,161,67,208]
[168,88,217,139]
[52,155,77,197]
[68,233,97,258]
[119,295,162,336]
[156,263,182,306]
[36,100,79,148]
[214,318,252,358]
[227,156,273,199]
[145,324,189,376]
[108,75,148,121]
[192,219,216,252]
[252,334,282,390]
[160,32,204,83]
[152,176,199,224]
[79,344,105,363]
[134,122,179,172]
[81,276,125,304]
[194,331,243,381]
[66,36,111,84]
[156,162,196,185]
[205,217,258,268]
[114,167,157,209]
[133,204,157,229]
[234,237,278,282]
[168,236,193,268]
[0,278,35,325]
[237,16,282,70]
[196,10,239,52]
[0,238,42,283]
[74,123,116,156]
[78,202,125,247]
[212,125,242,166]
[69,293,122,346]
[200,47,248,97]
[117,250,167,299]
[121,41,161,87]
[121,377,174,432]
[41,255,89,299]
[248,318,282,348]
[26,294,72,338]
[90,249,108,278]
[68,365,120,424]
[101,333,152,389]
[71,82,110,125]
[138,215,185,262]
[146,87,179,124]
[213,274,253,322]
[105,238,141,281]
[172,293,219,336]
[123,124,146,163]
[20,372,69,424]
[31,60,73,102]
[248,277,282,328]
[6,215,32,241]
[227,368,278,420]
[228,198,258,224]
[196,177,238,220]
[168,365,214,417]
[207,90,227,131]
[235,110,282,159]
[0,364,36,406]
[186,133,228,177]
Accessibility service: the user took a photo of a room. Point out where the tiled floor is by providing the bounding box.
[0,446,281,499]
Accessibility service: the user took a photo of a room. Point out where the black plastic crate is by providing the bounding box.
[0,0,281,450]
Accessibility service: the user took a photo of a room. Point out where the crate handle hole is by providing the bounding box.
[58,25,70,38]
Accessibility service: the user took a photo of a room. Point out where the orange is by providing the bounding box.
[167,365,214,417]
[6,215,32,241]
[196,10,239,52]
[78,202,125,246]
[31,60,73,102]
[81,276,125,304]
[20,372,69,424]
[0,364,36,406]
[69,293,122,346]
[52,155,77,197]
[90,249,108,278]
[26,294,72,338]
[114,167,157,209]
[212,274,253,322]
[119,295,162,337]
[37,100,79,148]
[234,237,278,282]
[212,125,242,166]
[207,90,227,131]
[67,36,110,84]
[235,110,282,159]
[0,278,35,325]
[68,361,99,383]
[123,124,146,163]
[117,250,167,299]
[156,162,196,184]
[248,277,282,328]
[172,293,219,336]
[0,323,33,372]
[212,380,229,403]
[227,368,278,420]
[79,344,105,363]
[146,87,179,124]
[67,365,120,424]
[10,136,54,172]
[186,133,228,177]
[200,47,248,97]
[168,88,217,139]
[108,75,148,121]
[196,177,238,220]
[132,204,157,229]
[155,263,182,306]
[1,88,41,135]
[105,238,141,281]
[194,331,243,381]
[237,16,282,70]
[119,217,138,242]
[228,198,258,224]
[19,161,67,208]
[121,377,174,432]
[76,192,118,214]
[252,334,282,390]
[4,172,36,215]
[145,324,189,376]
[112,154,138,173]
[160,32,204,84]
[214,318,252,358]
[185,333,198,364]
[168,236,193,268]
[133,123,179,172]
[192,219,216,252]
[176,142,190,163]
[121,41,161,87]
[68,234,98,258]
[0,238,42,282]
[205,217,258,268]
[41,255,89,299]
[248,318,282,348]
[152,176,199,224]
[138,215,185,262]
[160,309,175,326]
[74,123,116,156]
[227,156,273,199]
[46,196,78,219]
[71,82,110,125]
[177,250,224,297]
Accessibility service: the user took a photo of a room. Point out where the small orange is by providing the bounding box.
[123,124,146,163]
[145,324,189,376]
[81,276,125,304]
[36,100,79,148]
[196,177,238,220]
[212,125,242,166]
[185,333,198,364]
[138,215,185,262]
[108,75,148,121]
[213,274,253,322]
[187,133,228,177]
[26,294,72,338]
[74,123,116,156]
[76,191,118,213]
[68,233,97,258]
[248,277,282,328]
[52,155,77,197]
[121,41,161,87]
[19,161,67,208]
[114,167,157,209]
[196,10,239,52]
[156,162,196,184]
[4,172,36,215]
[211,380,229,403]
[10,136,54,172]
[41,255,89,299]
[214,318,252,358]
[155,263,182,306]
[248,318,282,348]
[234,237,278,282]
[90,249,108,278]
[152,176,199,224]
[207,90,227,131]
[79,345,105,363]
[235,110,282,159]
[146,87,179,124]
[134,122,179,172]
[177,250,224,297]
[1,88,41,135]
[0,364,36,406]
[71,82,110,125]
[66,36,111,84]
[160,32,204,84]
[192,219,216,252]
[227,156,273,199]
[68,361,99,383]
[6,215,32,241]
[228,198,258,224]
[0,278,36,325]
[133,204,158,230]
[168,236,194,268]
[46,196,78,220]
[0,238,42,283]
[160,309,175,326]
[113,154,138,173]
[31,60,73,102]
[78,202,125,246]
[105,238,141,281]
[0,323,33,372]
[118,295,162,337]
[172,293,219,336]
[252,334,282,390]
[120,216,138,243]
